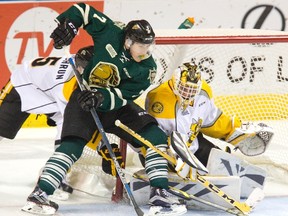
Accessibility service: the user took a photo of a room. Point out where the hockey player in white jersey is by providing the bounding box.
[0,45,94,197]
[0,45,93,143]
[144,62,274,204]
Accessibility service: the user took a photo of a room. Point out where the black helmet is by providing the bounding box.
[75,45,94,69]
[124,20,155,44]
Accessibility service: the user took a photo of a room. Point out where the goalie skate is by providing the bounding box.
[21,186,59,215]
[148,187,187,216]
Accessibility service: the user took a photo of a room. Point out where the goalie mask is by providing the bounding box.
[172,63,202,110]
[75,45,94,72]
[124,20,155,62]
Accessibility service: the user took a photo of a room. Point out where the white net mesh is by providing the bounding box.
[150,29,288,186]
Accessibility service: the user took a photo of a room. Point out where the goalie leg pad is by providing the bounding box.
[131,169,240,210]
[206,148,266,198]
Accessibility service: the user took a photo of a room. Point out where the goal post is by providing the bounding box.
[67,28,288,200]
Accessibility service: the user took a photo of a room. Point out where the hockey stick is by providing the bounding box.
[65,49,144,216]
[170,186,264,215]
[115,120,258,215]
[114,120,206,172]
[167,187,245,216]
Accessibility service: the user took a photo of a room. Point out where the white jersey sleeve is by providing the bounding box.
[10,56,75,115]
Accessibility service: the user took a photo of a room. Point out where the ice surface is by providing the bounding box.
[0,128,287,216]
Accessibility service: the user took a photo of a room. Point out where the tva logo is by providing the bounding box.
[5,7,62,72]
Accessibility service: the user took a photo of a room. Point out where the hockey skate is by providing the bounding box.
[148,187,187,216]
[21,186,59,215]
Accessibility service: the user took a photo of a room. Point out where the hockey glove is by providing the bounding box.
[77,89,104,112]
[98,143,124,176]
[226,122,274,156]
[50,19,78,49]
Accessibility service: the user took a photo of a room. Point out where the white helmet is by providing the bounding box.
[172,62,202,110]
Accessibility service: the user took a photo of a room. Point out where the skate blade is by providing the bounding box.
[146,204,187,216]
[21,201,57,215]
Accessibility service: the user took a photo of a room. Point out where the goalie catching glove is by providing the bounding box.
[97,143,124,176]
[226,122,274,156]
[50,19,78,49]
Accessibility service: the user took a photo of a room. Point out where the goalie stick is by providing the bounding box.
[115,120,264,215]
[115,120,206,172]
[165,184,263,215]
[65,48,144,216]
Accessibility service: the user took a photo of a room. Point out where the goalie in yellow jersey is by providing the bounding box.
[144,62,274,200]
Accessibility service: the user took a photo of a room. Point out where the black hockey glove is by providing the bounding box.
[77,89,104,112]
[98,143,124,176]
[50,19,78,49]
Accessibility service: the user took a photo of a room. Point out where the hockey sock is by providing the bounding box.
[134,124,169,189]
[39,137,86,195]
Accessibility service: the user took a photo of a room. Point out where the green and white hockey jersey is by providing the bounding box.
[56,3,157,112]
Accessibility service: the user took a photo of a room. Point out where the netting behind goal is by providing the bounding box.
[67,29,288,199]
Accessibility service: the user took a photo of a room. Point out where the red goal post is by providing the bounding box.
[67,29,288,200]
[155,31,288,44]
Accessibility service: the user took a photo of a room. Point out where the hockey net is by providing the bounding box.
[67,29,288,199]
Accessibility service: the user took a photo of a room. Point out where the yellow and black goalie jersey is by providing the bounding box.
[145,79,241,153]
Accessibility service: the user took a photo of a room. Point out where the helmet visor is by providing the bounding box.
[176,80,201,100]
[172,66,202,102]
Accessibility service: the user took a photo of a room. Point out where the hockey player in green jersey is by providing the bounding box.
[22,3,186,216]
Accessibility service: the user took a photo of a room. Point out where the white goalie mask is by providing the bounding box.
[172,63,202,110]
